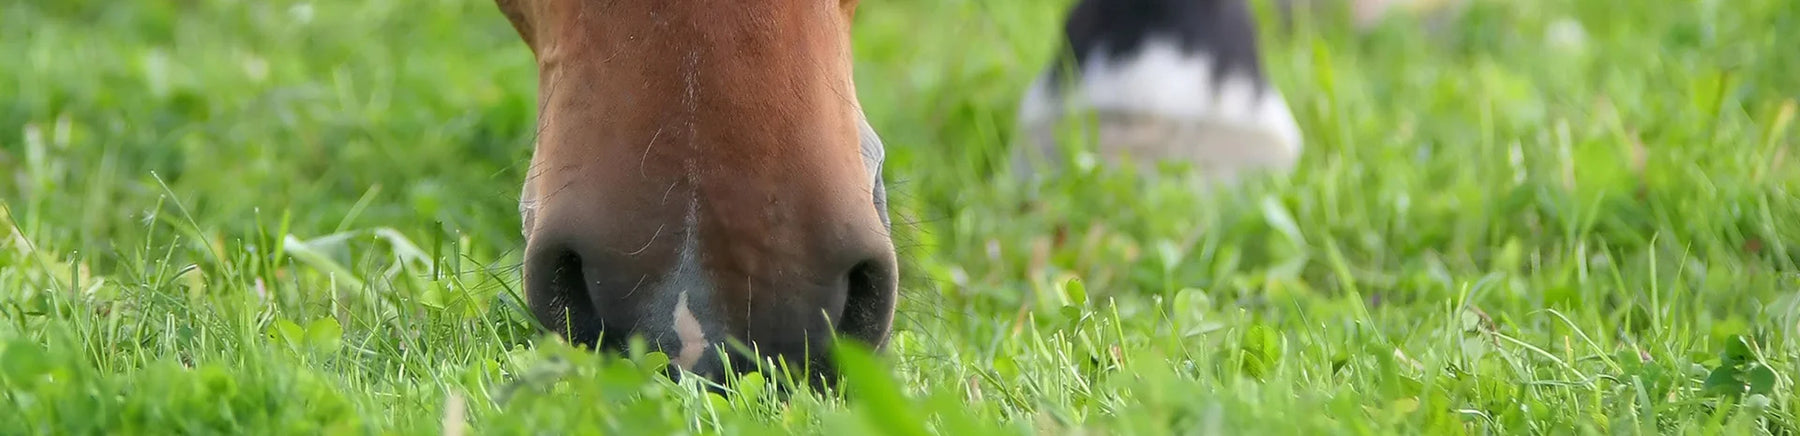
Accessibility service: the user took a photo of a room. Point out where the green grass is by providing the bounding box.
[4,0,1799,433]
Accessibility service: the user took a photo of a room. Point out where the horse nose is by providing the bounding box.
[520,221,899,382]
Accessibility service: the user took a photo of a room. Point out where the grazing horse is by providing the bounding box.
[494,0,897,384]
[1014,0,1305,186]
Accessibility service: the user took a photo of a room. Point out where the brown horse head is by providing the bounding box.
[495,0,896,384]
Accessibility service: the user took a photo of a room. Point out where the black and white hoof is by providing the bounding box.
[1013,0,1304,187]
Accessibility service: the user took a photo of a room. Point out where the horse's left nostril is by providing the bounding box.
[835,255,899,348]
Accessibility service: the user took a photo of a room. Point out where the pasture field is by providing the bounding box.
[4,0,1799,433]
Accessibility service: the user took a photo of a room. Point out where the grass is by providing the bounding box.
[3,0,1798,433]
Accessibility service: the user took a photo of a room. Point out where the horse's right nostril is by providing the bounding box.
[525,245,604,348]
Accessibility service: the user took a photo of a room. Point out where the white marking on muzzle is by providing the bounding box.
[671,290,709,371]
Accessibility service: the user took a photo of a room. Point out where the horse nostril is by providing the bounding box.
[525,245,604,348]
[835,255,899,347]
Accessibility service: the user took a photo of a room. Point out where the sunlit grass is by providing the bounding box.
[3,0,1798,433]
